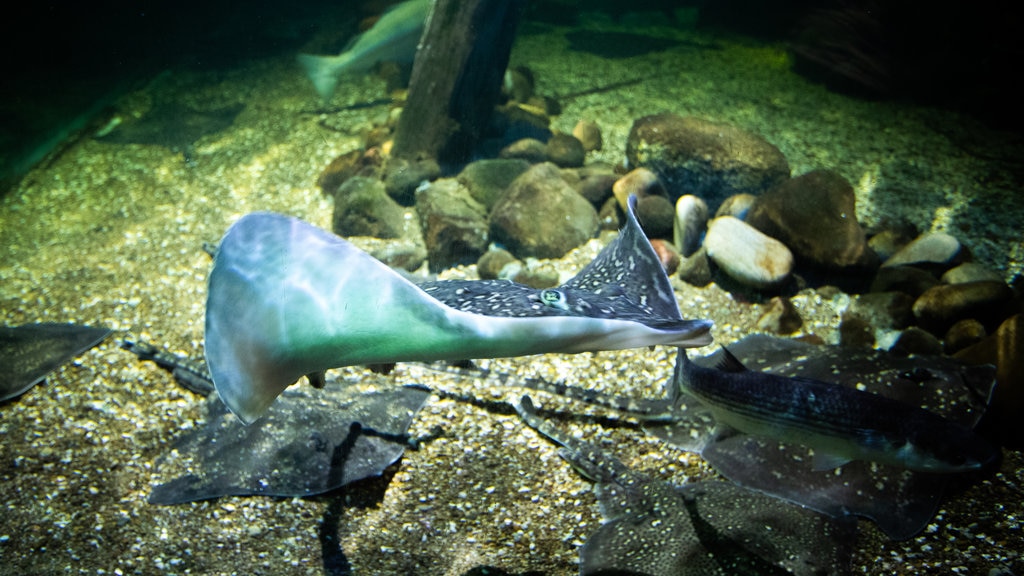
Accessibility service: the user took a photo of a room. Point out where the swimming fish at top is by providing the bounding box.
[205,195,713,424]
[674,346,997,474]
[297,0,431,102]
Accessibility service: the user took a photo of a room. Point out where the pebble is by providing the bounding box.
[889,326,944,356]
[954,314,1024,449]
[676,246,713,287]
[882,232,965,270]
[572,119,603,152]
[477,247,520,280]
[415,178,489,272]
[704,216,793,289]
[332,176,406,239]
[755,296,803,334]
[847,291,915,330]
[941,262,1004,285]
[714,193,756,219]
[649,239,680,275]
[867,225,917,262]
[612,168,668,210]
[457,159,532,212]
[499,138,548,163]
[944,318,987,355]
[839,314,875,348]
[673,195,708,258]
[635,195,675,239]
[383,157,441,205]
[912,280,1014,332]
[869,265,940,297]
[545,133,586,168]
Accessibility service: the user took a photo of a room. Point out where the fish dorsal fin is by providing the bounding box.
[714,347,747,373]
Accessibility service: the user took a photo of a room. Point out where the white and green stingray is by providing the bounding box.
[205,195,713,424]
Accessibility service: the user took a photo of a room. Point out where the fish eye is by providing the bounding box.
[540,289,569,310]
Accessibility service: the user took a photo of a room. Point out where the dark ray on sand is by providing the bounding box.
[0,323,112,402]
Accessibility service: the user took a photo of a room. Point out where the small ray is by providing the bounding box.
[95,101,244,164]
[0,323,112,402]
[514,396,855,576]
[124,344,430,504]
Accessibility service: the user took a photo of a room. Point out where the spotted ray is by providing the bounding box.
[205,195,712,424]
[514,395,855,576]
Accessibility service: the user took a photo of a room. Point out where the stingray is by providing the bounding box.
[0,323,112,402]
[205,195,713,424]
[123,341,430,504]
[514,395,856,576]
[94,101,244,164]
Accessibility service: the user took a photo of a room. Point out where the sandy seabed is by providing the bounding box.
[2,15,1022,576]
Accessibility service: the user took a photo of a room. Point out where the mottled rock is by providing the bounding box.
[839,315,875,348]
[941,262,1004,285]
[457,158,531,212]
[612,168,668,210]
[704,216,793,289]
[317,149,379,195]
[490,163,599,259]
[756,296,803,334]
[869,265,940,297]
[499,137,548,163]
[912,281,1014,332]
[673,195,708,258]
[415,178,489,272]
[890,326,944,356]
[676,246,713,287]
[383,157,441,205]
[649,239,680,275]
[882,232,965,270]
[477,247,520,280]
[572,119,603,152]
[625,113,790,208]
[944,318,987,355]
[847,291,915,331]
[954,314,1024,449]
[715,193,756,219]
[332,176,406,239]
[745,169,875,271]
[635,195,675,239]
[545,133,586,167]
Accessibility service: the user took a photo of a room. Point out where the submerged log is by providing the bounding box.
[392,0,526,164]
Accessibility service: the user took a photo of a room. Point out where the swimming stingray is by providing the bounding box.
[122,340,430,504]
[205,195,713,424]
[514,395,856,576]
[0,323,112,402]
[94,101,244,165]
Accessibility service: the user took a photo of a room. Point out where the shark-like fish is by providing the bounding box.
[205,195,712,424]
[297,0,431,102]
[673,346,997,474]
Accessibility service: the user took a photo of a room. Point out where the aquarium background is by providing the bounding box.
[1,0,1022,574]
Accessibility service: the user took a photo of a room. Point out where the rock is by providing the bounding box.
[612,168,668,210]
[353,220,428,272]
[635,195,675,239]
[677,246,713,287]
[490,162,599,259]
[847,291,915,331]
[502,66,534,103]
[597,196,621,231]
[383,157,441,205]
[499,138,548,163]
[317,149,380,195]
[457,158,532,212]
[869,265,940,297]
[889,326,944,356]
[572,119,603,152]
[867,226,917,262]
[704,216,793,289]
[575,172,618,207]
[715,193,756,219]
[649,239,681,275]
[912,280,1014,333]
[673,195,708,257]
[511,262,560,288]
[332,176,407,239]
[477,247,521,280]
[625,113,790,208]
[954,314,1024,449]
[756,296,803,334]
[944,318,987,355]
[415,178,489,272]
[941,262,1004,285]
[839,314,875,348]
[745,169,876,271]
[882,232,965,271]
[545,133,586,167]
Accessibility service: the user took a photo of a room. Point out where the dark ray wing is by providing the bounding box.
[0,323,113,402]
[95,102,244,162]
[688,335,997,540]
[515,396,855,576]
[149,383,429,504]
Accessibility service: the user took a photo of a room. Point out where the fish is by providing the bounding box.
[673,346,998,474]
[205,195,713,424]
[658,335,999,539]
[514,395,856,576]
[94,102,244,166]
[297,0,432,102]
[0,323,113,402]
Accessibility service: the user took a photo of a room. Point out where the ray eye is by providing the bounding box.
[540,289,568,309]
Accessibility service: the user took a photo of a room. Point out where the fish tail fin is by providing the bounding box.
[297,53,349,102]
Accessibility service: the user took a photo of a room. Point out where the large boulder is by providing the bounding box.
[415,178,489,272]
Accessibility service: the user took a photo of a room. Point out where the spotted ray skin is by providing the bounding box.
[205,195,712,424]
[514,395,854,576]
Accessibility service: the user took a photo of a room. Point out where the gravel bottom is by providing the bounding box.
[1,15,1021,576]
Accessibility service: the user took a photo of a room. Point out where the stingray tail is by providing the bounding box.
[297,53,350,103]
